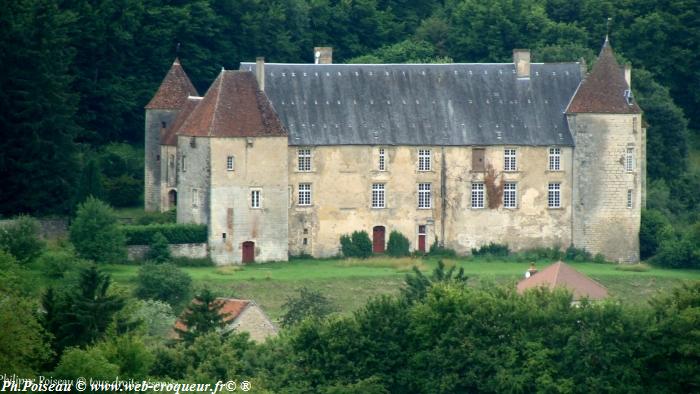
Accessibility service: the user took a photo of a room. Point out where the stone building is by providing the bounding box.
[145,38,644,264]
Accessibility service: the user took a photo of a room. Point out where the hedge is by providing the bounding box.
[122,224,207,245]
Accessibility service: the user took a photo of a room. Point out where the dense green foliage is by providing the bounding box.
[175,289,227,344]
[280,287,337,328]
[70,197,126,262]
[0,215,45,264]
[135,263,192,307]
[402,260,468,303]
[471,242,510,257]
[386,231,410,257]
[146,232,171,262]
[122,223,207,245]
[340,231,373,258]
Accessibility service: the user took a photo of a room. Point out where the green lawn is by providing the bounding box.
[98,257,700,320]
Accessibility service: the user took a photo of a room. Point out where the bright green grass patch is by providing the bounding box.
[335,256,428,272]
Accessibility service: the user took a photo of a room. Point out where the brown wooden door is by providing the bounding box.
[418,225,426,253]
[373,226,385,253]
[242,241,255,263]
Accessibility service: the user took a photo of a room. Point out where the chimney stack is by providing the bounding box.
[513,49,531,78]
[624,64,631,87]
[314,47,333,64]
[255,57,265,91]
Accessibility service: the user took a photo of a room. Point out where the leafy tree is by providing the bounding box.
[36,249,89,279]
[401,260,467,302]
[53,346,119,379]
[130,299,176,340]
[135,263,192,307]
[386,230,410,257]
[639,209,672,260]
[340,231,372,258]
[96,334,155,379]
[0,215,45,264]
[74,157,104,205]
[280,287,337,328]
[175,289,228,344]
[69,197,126,263]
[146,231,171,262]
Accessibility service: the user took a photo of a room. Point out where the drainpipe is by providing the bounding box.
[440,146,447,246]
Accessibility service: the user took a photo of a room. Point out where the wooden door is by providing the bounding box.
[242,241,255,263]
[372,226,385,253]
[418,225,427,253]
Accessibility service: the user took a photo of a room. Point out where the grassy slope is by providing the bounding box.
[99,257,700,319]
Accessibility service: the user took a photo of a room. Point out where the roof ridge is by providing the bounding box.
[209,71,226,137]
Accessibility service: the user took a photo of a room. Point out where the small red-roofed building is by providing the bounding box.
[517,261,608,301]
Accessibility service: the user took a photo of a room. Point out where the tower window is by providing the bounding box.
[548,183,561,208]
[227,155,235,171]
[503,182,517,208]
[504,148,517,171]
[298,183,312,206]
[548,147,561,171]
[378,148,386,171]
[418,183,431,209]
[625,147,635,172]
[471,182,484,209]
[161,121,167,128]
[418,149,431,171]
[627,189,633,208]
[182,155,186,172]
[250,189,261,208]
[298,149,311,171]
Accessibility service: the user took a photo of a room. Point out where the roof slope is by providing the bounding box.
[516,261,608,300]
[161,96,201,145]
[177,70,287,138]
[240,62,583,146]
[174,298,251,333]
[146,58,199,110]
[567,40,641,114]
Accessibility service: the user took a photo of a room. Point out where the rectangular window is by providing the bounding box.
[182,155,187,172]
[298,183,311,206]
[191,188,199,207]
[371,183,385,208]
[418,149,431,171]
[548,183,561,208]
[625,147,635,172]
[418,183,431,209]
[298,148,311,172]
[472,148,485,171]
[503,182,517,208]
[378,148,386,171]
[227,155,235,171]
[627,189,633,208]
[251,189,261,208]
[471,182,484,209]
[548,147,561,171]
[504,148,517,171]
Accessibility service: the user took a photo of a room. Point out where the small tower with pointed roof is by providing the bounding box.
[566,38,644,262]
[144,58,198,212]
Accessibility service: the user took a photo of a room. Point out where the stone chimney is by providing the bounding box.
[314,47,333,64]
[513,49,531,78]
[255,57,265,91]
[624,64,631,87]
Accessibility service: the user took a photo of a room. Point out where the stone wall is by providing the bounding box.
[159,145,178,212]
[126,242,208,261]
[145,109,178,212]
[0,218,69,239]
[569,113,642,262]
[229,304,278,342]
[176,136,210,225]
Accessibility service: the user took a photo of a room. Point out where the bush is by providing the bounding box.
[0,215,45,264]
[387,231,410,257]
[639,209,672,260]
[170,256,214,267]
[103,175,142,208]
[428,238,457,258]
[135,263,192,306]
[565,245,591,262]
[280,287,337,328]
[652,235,699,269]
[70,197,126,263]
[121,224,207,245]
[340,231,372,258]
[36,250,89,279]
[146,232,170,262]
[135,210,176,225]
[472,242,510,257]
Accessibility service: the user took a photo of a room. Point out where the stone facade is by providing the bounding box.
[144,109,177,211]
[126,242,208,261]
[227,303,278,342]
[176,136,210,225]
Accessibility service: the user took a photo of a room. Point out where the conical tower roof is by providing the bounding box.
[567,39,641,114]
[145,58,199,110]
[177,70,287,138]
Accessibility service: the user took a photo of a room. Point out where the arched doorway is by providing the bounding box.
[168,190,177,209]
[242,241,255,263]
[372,226,386,253]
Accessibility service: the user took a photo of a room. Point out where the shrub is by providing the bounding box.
[428,238,457,258]
[472,242,510,257]
[135,210,176,225]
[146,232,170,262]
[70,197,126,263]
[280,287,337,328]
[36,250,89,279]
[639,209,672,260]
[593,253,608,264]
[565,245,591,262]
[171,256,214,267]
[135,263,192,307]
[121,224,207,245]
[340,231,372,258]
[652,235,699,269]
[387,231,410,257]
[0,215,45,264]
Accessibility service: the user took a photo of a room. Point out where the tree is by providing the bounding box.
[639,209,672,260]
[0,215,45,264]
[146,231,170,262]
[340,231,373,258]
[135,263,192,307]
[53,346,119,380]
[175,289,228,344]
[280,287,337,328]
[401,260,467,302]
[69,197,126,262]
[386,230,410,257]
[74,157,104,205]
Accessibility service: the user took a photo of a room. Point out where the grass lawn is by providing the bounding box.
[98,257,700,320]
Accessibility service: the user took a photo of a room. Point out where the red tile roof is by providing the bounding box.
[566,39,641,114]
[516,261,608,300]
[174,298,251,333]
[145,58,199,110]
[176,70,287,138]
[160,96,201,146]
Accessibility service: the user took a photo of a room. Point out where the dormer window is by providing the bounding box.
[624,89,634,105]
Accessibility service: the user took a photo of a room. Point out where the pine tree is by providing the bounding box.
[175,289,228,344]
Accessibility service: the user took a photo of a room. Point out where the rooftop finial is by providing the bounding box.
[176,42,181,56]
[605,17,612,43]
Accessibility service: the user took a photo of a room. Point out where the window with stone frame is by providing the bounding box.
[298,148,311,172]
[503,182,517,208]
[182,155,187,172]
[372,183,385,208]
[378,148,386,171]
[548,147,561,171]
[471,182,485,209]
[418,183,431,208]
[227,155,235,171]
[298,183,311,206]
[418,149,431,171]
[627,189,633,208]
[504,148,517,171]
[625,147,635,172]
[251,189,261,208]
[548,183,561,208]
[191,188,199,207]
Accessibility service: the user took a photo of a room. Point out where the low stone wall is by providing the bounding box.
[0,217,69,239]
[127,243,208,261]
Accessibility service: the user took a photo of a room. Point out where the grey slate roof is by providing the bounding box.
[239,62,582,146]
